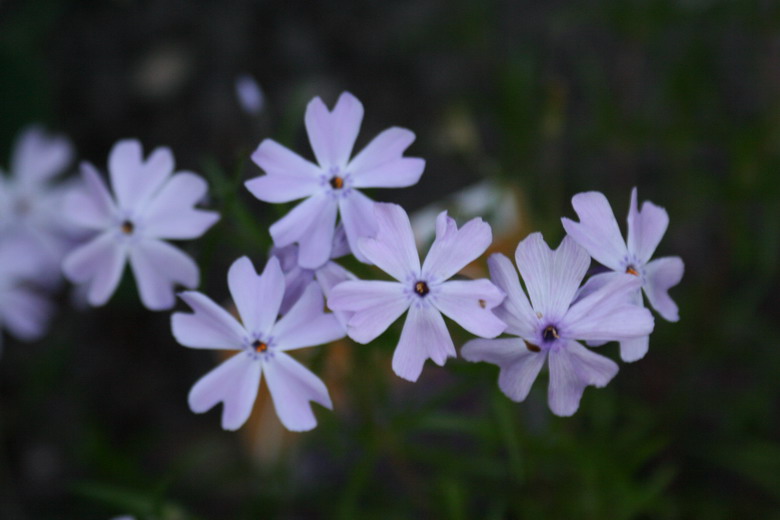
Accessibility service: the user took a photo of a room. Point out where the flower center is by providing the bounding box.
[625,265,639,276]
[414,281,429,297]
[252,339,268,353]
[542,325,559,342]
[329,176,344,189]
[121,220,134,234]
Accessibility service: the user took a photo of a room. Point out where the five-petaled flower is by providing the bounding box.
[62,140,219,310]
[245,91,425,269]
[171,256,345,431]
[462,233,655,416]
[562,188,684,361]
[328,203,506,382]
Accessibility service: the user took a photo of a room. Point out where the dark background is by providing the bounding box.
[1,0,779,518]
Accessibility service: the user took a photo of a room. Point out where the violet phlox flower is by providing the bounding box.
[273,225,355,327]
[328,203,506,382]
[171,256,345,431]
[0,126,77,284]
[0,237,55,351]
[246,91,425,269]
[462,233,655,416]
[62,140,219,310]
[561,188,684,361]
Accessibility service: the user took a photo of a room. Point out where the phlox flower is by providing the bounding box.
[245,91,425,269]
[462,233,655,416]
[0,126,77,285]
[272,225,355,327]
[62,140,219,310]
[328,203,506,382]
[0,237,54,352]
[171,256,345,431]
[562,188,684,361]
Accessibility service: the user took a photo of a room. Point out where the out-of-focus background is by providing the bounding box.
[1,1,779,518]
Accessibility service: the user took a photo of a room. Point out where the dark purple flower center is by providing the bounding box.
[252,339,268,353]
[414,281,429,297]
[625,265,639,276]
[329,176,344,189]
[121,220,134,234]
[542,325,559,342]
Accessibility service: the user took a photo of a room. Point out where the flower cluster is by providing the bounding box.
[2,91,683,432]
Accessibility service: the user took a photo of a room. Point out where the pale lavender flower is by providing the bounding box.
[62,140,219,310]
[0,237,54,352]
[462,233,654,416]
[561,188,684,361]
[0,126,77,285]
[272,225,355,327]
[328,203,506,382]
[245,91,425,269]
[171,256,345,431]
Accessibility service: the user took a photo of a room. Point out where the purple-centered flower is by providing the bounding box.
[245,91,425,269]
[462,233,655,416]
[62,140,219,310]
[561,188,684,361]
[328,203,506,382]
[272,225,355,327]
[0,126,78,285]
[171,256,345,431]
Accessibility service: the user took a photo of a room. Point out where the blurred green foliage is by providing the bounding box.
[1,0,779,518]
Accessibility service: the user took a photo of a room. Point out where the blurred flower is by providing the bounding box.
[0,237,54,352]
[62,140,219,310]
[235,74,265,115]
[245,91,425,269]
[462,234,654,416]
[562,188,684,361]
[171,256,345,431]
[0,126,78,287]
[272,224,355,327]
[329,203,506,382]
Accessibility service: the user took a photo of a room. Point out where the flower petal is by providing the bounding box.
[269,194,337,269]
[563,273,653,341]
[273,282,345,350]
[265,352,332,432]
[487,253,537,338]
[339,191,377,263]
[391,304,455,382]
[142,172,219,239]
[246,140,322,203]
[228,256,284,336]
[64,162,117,230]
[626,188,669,265]
[644,256,684,322]
[314,260,356,328]
[561,191,627,271]
[547,340,618,417]
[348,127,425,188]
[109,140,174,211]
[433,279,506,338]
[620,335,649,363]
[421,211,492,282]
[357,203,420,282]
[188,352,260,431]
[11,126,73,185]
[461,338,546,402]
[129,239,199,311]
[0,287,53,341]
[305,92,364,169]
[515,233,590,323]
[172,291,246,349]
[62,232,126,306]
[329,280,409,343]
